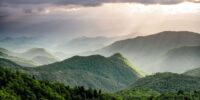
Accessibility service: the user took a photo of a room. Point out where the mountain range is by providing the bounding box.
[1,31,200,98]
[93,31,200,73]
[0,51,144,92]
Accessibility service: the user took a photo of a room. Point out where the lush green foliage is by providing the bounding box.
[0,67,118,100]
[117,88,160,100]
[130,73,200,93]
[154,91,200,100]
[117,89,200,100]
[116,72,200,100]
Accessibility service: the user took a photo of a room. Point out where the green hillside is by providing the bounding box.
[116,73,200,100]
[0,67,118,100]
[28,53,143,92]
[130,73,200,93]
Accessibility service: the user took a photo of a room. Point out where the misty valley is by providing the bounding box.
[0,31,200,100]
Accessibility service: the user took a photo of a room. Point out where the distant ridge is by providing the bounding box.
[94,31,200,73]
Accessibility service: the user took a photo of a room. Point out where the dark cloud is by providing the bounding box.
[0,0,199,7]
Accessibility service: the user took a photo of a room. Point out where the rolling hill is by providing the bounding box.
[94,31,200,73]
[28,53,143,92]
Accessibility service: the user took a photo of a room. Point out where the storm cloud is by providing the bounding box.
[0,0,199,6]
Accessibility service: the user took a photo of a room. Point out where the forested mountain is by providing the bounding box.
[129,73,200,93]
[152,46,200,73]
[1,56,200,100]
[116,73,200,100]
[0,50,143,92]
[27,53,143,92]
[0,67,118,100]
[94,31,200,73]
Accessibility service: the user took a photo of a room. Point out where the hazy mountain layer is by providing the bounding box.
[32,56,58,65]
[152,46,200,73]
[57,36,116,57]
[20,48,56,59]
[94,31,200,73]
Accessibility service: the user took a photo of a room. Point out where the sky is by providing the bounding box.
[1,0,200,41]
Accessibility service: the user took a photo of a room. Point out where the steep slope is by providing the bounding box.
[184,67,200,77]
[152,46,200,73]
[129,73,200,93]
[95,31,200,73]
[28,53,143,92]
[32,56,58,65]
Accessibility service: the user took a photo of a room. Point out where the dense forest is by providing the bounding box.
[0,67,118,100]
[118,89,200,100]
